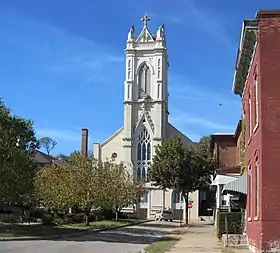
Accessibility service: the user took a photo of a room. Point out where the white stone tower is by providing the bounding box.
[122,15,169,180]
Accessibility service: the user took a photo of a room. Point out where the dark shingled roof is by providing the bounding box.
[35,150,54,164]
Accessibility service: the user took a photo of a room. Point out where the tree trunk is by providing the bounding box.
[182,191,189,224]
[115,210,119,221]
[85,212,90,226]
[20,204,24,223]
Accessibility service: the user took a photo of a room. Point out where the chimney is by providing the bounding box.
[81,128,88,157]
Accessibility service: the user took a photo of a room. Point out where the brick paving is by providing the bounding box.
[168,221,250,253]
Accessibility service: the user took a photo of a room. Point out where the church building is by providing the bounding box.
[93,16,199,220]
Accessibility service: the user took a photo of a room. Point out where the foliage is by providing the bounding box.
[39,137,57,155]
[149,136,216,222]
[35,152,145,223]
[42,213,55,226]
[0,99,39,206]
[241,117,246,173]
[195,136,211,155]
[150,136,215,193]
[99,161,145,220]
[35,152,101,225]
[35,163,73,209]
[216,211,243,238]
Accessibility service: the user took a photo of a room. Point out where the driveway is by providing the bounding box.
[0,221,180,253]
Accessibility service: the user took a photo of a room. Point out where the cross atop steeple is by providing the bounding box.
[141,15,151,27]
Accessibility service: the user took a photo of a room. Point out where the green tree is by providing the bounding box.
[0,99,39,211]
[99,161,145,220]
[149,136,215,223]
[39,137,57,155]
[35,163,73,211]
[35,152,101,226]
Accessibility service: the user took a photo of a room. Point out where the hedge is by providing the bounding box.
[216,211,243,238]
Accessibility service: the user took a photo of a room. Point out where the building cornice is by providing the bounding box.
[123,100,165,105]
[232,20,258,97]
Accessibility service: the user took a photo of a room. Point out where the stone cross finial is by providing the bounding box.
[141,15,151,27]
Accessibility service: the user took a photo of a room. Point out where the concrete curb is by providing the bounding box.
[0,220,149,241]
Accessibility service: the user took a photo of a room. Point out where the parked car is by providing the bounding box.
[154,209,173,221]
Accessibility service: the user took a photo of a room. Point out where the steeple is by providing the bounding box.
[141,15,151,27]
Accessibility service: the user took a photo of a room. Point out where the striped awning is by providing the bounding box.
[222,171,247,195]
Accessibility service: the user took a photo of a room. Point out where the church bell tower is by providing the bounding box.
[122,16,169,179]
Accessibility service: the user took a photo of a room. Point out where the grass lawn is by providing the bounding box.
[145,236,179,253]
[0,219,146,239]
[144,226,188,253]
[62,219,146,230]
[0,233,29,238]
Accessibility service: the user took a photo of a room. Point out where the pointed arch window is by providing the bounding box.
[147,143,151,160]
[141,168,146,179]
[137,143,141,160]
[137,167,141,179]
[139,63,151,97]
[136,127,152,181]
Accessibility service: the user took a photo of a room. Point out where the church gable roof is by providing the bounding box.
[167,123,193,146]
[101,126,124,147]
[135,27,155,42]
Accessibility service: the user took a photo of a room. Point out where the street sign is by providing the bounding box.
[188,203,193,209]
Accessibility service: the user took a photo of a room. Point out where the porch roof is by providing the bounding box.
[211,174,239,186]
[223,171,247,195]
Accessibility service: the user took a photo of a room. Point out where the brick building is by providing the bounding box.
[233,10,280,252]
[210,121,244,213]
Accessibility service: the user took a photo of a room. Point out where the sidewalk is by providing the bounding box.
[168,221,224,253]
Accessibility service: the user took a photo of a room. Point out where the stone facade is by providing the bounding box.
[233,10,280,252]
[93,17,199,221]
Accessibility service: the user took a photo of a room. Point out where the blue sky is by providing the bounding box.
[0,0,279,155]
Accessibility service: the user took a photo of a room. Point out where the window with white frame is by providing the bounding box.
[248,165,252,219]
[254,157,260,218]
[136,126,151,181]
[248,93,252,137]
[254,76,259,127]
[138,63,151,97]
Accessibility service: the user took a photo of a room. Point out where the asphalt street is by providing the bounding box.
[0,221,180,253]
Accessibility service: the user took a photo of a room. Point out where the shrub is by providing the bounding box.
[216,211,242,238]
[63,213,75,223]
[97,208,115,220]
[42,213,55,226]
[54,217,64,225]
[72,213,84,223]
[30,208,45,219]
[62,213,96,224]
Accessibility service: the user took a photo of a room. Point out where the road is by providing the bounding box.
[0,221,180,253]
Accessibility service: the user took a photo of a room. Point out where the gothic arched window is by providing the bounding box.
[137,167,141,179]
[138,63,151,97]
[136,127,151,181]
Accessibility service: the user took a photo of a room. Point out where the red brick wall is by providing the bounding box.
[258,13,280,252]
[218,139,237,167]
[242,39,262,251]
[243,12,280,252]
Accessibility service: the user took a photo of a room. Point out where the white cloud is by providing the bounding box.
[168,73,240,137]
[169,73,241,108]
[36,128,80,142]
[36,126,107,144]
[153,0,232,48]
[170,112,235,131]
[0,10,124,85]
